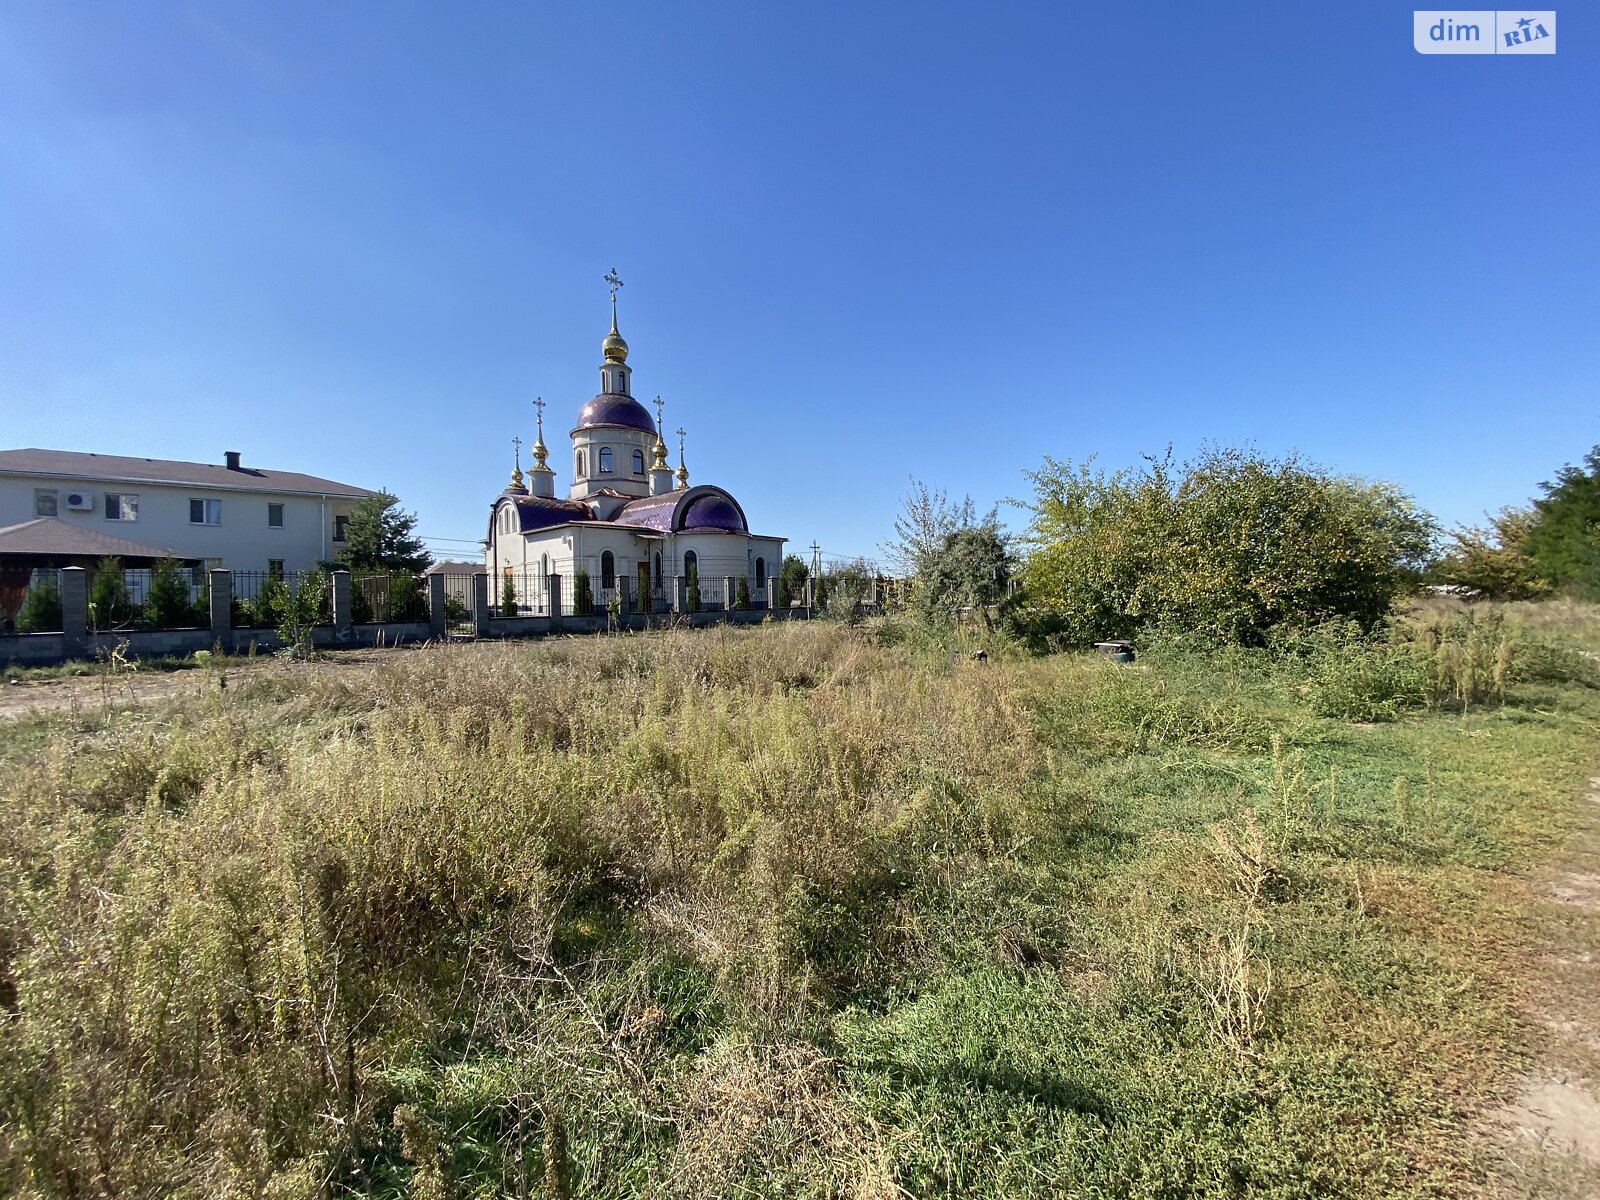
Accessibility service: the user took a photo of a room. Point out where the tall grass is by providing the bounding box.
[2,616,1597,1196]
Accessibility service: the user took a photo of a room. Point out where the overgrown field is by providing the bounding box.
[2,610,1598,1198]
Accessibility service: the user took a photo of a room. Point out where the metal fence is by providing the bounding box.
[230,570,331,629]
[352,573,428,624]
[436,573,479,636]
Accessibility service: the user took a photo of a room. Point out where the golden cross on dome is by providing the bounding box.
[603,268,624,305]
[512,434,522,466]
[653,395,665,433]
[676,426,686,455]
[533,395,545,433]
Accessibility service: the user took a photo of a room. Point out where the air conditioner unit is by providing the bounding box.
[64,490,95,511]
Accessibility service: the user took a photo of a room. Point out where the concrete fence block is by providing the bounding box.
[331,570,352,638]
[471,573,491,638]
[209,568,233,652]
[60,567,88,659]
[428,574,447,637]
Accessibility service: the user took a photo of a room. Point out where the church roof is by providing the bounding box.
[612,486,749,534]
[574,394,657,436]
[508,494,593,532]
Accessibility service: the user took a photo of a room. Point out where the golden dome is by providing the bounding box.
[602,316,629,362]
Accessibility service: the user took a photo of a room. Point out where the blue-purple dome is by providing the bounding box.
[575,394,657,436]
[681,493,747,532]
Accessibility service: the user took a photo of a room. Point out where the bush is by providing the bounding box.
[1288,622,1423,722]
[573,569,594,616]
[1018,448,1437,647]
[685,562,700,614]
[16,580,62,633]
[776,555,808,608]
[501,573,517,617]
[88,557,136,629]
[734,576,751,611]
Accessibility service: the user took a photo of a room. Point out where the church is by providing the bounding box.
[486,281,785,613]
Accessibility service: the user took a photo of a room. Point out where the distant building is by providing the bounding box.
[486,293,785,608]
[0,448,371,575]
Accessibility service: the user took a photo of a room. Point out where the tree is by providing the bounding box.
[1433,508,1548,599]
[734,576,751,610]
[501,573,517,617]
[882,478,995,580]
[16,579,62,633]
[685,560,701,613]
[776,555,808,608]
[145,558,199,629]
[89,557,135,629]
[1522,446,1600,595]
[821,557,876,624]
[1016,448,1436,646]
[913,525,1012,627]
[338,490,431,573]
[573,569,594,616]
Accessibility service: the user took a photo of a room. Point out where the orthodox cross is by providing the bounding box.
[512,435,522,470]
[676,427,686,459]
[604,268,624,306]
[653,395,665,433]
[533,396,546,437]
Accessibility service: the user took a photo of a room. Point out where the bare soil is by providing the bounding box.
[1493,780,1600,1197]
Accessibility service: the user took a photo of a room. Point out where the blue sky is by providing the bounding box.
[1,3,1593,565]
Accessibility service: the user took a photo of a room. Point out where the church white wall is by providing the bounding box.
[568,427,656,501]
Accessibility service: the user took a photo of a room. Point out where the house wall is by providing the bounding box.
[0,474,363,572]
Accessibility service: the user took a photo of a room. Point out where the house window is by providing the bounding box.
[190,498,222,525]
[104,493,138,521]
[755,557,766,589]
[267,559,285,577]
[333,515,349,543]
[601,550,615,588]
[267,503,285,528]
[599,447,613,474]
[34,489,58,517]
[633,449,645,474]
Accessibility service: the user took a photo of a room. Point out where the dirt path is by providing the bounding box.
[1493,778,1600,1197]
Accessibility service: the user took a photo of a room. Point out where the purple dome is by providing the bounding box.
[681,493,747,532]
[575,394,657,436]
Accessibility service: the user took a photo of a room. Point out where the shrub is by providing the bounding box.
[144,558,199,629]
[776,555,808,608]
[734,576,751,611]
[88,557,135,629]
[1292,622,1423,722]
[502,572,517,617]
[15,579,62,633]
[390,573,427,622]
[685,562,700,614]
[1018,448,1437,647]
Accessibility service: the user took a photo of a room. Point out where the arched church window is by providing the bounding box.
[541,554,549,578]
[576,450,585,477]
[601,550,615,588]
[633,449,645,474]
[755,557,766,589]
[599,447,613,474]
[684,550,698,575]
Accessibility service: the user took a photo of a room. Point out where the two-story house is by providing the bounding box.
[0,448,372,575]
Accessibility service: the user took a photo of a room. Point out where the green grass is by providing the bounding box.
[1,610,1597,1197]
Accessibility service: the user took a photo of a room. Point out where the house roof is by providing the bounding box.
[0,517,188,561]
[0,448,372,498]
[423,560,486,575]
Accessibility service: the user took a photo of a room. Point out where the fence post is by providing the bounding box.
[546,575,562,623]
[673,575,687,614]
[722,576,735,611]
[471,572,490,637]
[617,576,631,616]
[208,568,233,652]
[60,566,88,658]
[428,574,446,638]
[331,570,352,639]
